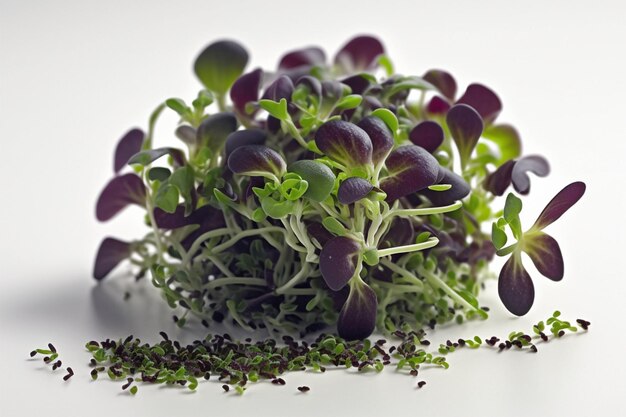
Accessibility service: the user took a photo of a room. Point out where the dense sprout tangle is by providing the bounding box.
[94,35,585,340]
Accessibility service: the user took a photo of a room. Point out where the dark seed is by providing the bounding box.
[297,386,310,392]
[417,381,427,388]
[222,385,230,392]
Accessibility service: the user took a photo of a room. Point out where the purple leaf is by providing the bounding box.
[114,129,144,173]
[307,222,334,247]
[227,145,286,179]
[523,232,564,281]
[423,69,457,101]
[381,217,414,247]
[420,167,470,206]
[446,104,484,169]
[337,282,378,341]
[319,236,361,291]
[225,129,267,158]
[230,68,262,116]
[380,145,440,202]
[96,174,146,221]
[357,116,393,164]
[262,75,294,101]
[457,83,502,124]
[498,255,535,316]
[511,155,550,195]
[334,35,385,73]
[93,237,132,280]
[338,177,373,204]
[426,96,451,115]
[315,120,373,168]
[279,46,326,70]
[532,182,586,230]
[153,204,221,230]
[341,74,372,95]
[409,121,444,153]
[483,160,516,196]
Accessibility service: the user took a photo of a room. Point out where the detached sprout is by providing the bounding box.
[94,34,586,341]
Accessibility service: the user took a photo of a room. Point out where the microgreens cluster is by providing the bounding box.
[94,35,585,340]
[30,312,589,395]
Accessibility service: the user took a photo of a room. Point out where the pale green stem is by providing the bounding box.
[379,258,424,291]
[386,201,462,219]
[182,227,233,266]
[377,237,439,257]
[419,266,483,314]
[211,227,286,254]
[275,264,310,295]
[204,277,266,291]
[207,255,234,278]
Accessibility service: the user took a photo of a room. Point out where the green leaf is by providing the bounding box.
[288,160,336,202]
[415,231,431,244]
[371,108,398,135]
[491,222,508,250]
[148,167,171,182]
[192,90,214,110]
[279,178,309,201]
[169,165,195,215]
[259,98,288,120]
[482,124,522,165]
[322,217,347,236]
[377,55,394,76]
[194,40,248,95]
[260,196,294,219]
[155,184,179,213]
[165,98,191,117]
[503,193,523,239]
[335,94,362,110]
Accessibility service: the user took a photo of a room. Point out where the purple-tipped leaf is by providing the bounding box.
[114,129,144,173]
[196,112,238,152]
[532,182,586,230]
[96,174,146,221]
[409,121,444,153]
[511,155,550,195]
[279,47,326,70]
[420,167,470,206]
[127,147,186,167]
[194,40,248,95]
[446,104,484,169]
[93,237,132,280]
[338,177,373,204]
[523,232,564,281]
[484,160,516,196]
[357,116,393,164]
[227,145,286,179]
[319,236,361,291]
[380,145,440,202]
[225,129,267,158]
[230,68,262,116]
[423,69,457,101]
[315,120,373,168]
[337,282,378,341]
[498,255,535,316]
[335,35,384,73]
[457,83,502,124]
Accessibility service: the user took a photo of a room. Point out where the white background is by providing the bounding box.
[1,0,625,416]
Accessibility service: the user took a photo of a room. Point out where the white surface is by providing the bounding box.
[1,0,625,416]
